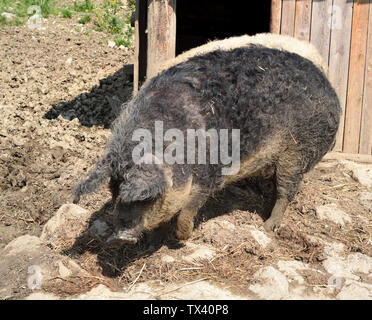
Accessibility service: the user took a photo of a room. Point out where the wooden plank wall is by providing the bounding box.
[146,0,177,80]
[273,0,372,155]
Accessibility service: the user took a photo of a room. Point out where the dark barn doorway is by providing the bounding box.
[134,0,273,91]
[176,0,272,54]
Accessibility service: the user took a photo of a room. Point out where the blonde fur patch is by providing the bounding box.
[153,33,328,80]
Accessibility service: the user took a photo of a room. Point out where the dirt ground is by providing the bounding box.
[0,13,371,300]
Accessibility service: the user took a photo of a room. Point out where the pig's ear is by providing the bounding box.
[119,167,173,203]
[73,153,113,203]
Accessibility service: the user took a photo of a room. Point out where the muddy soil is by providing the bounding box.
[0,12,371,300]
[0,14,134,247]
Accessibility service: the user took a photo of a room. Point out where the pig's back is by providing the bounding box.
[152,47,340,169]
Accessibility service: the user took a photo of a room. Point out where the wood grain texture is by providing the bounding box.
[310,0,333,65]
[323,152,372,163]
[294,0,312,41]
[134,0,141,93]
[281,0,296,36]
[328,0,353,151]
[271,0,282,34]
[359,1,372,155]
[134,0,148,93]
[147,0,177,80]
[343,0,370,154]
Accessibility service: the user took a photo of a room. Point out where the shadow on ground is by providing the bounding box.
[43,64,134,128]
[63,177,276,278]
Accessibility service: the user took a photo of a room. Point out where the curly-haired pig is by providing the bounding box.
[73,45,340,243]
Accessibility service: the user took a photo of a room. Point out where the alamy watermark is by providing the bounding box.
[131,121,241,176]
[27,265,42,290]
[26,6,43,30]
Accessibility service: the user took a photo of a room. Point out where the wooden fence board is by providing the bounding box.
[294,0,312,41]
[281,0,296,36]
[343,0,370,154]
[271,0,282,34]
[359,1,372,155]
[310,0,333,65]
[328,0,353,151]
[146,0,177,80]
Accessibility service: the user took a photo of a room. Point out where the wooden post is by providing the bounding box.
[310,0,333,65]
[343,0,370,154]
[281,0,296,36]
[359,2,372,155]
[328,0,353,152]
[146,0,176,80]
[270,0,282,34]
[134,0,148,94]
[294,0,312,41]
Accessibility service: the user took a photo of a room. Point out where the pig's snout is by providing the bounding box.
[107,229,140,245]
[115,229,139,244]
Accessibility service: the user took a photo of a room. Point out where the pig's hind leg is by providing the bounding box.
[263,151,303,232]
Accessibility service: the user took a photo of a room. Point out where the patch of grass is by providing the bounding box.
[60,8,72,19]
[0,0,57,27]
[93,0,134,47]
[78,13,91,24]
[0,14,7,26]
[73,0,95,13]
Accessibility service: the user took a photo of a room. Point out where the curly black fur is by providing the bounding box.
[74,46,340,209]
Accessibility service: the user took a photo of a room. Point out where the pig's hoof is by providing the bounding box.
[264,218,281,232]
[175,226,193,241]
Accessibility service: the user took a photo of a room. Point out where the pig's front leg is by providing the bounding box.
[176,191,207,241]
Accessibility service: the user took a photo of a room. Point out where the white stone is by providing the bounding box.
[161,281,245,300]
[65,57,72,65]
[341,160,372,189]
[346,253,372,274]
[161,255,175,263]
[108,41,115,48]
[276,260,309,285]
[337,282,372,300]
[316,204,352,225]
[183,245,216,264]
[323,242,346,257]
[249,266,289,300]
[25,292,60,300]
[41,204,91,249]
[359,192,372,211]
[1,12,15,20]
[58,261,72,278]
[249,227,272,248]
[3,235,43,257]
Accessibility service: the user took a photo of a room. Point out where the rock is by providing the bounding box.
[40,204,92,250]
[65,57,72,65]
[337,282,372,300]
[1,12,15,20]
[161,281,244,300]
[322,242,371,287]
[359,192,372,211]
[25,292,60,300]
[107,41,115,48]
[323,242,346,257]
[316,204,352,226]
[183,243,216,264]
[346,253,372,274]
[249,266,289,300]
[76,283,154,300]
[341,160,372,189]
[161,255,175,264]
[248,227,272,248]
[0,235,88,300]
[276,260,309,285]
